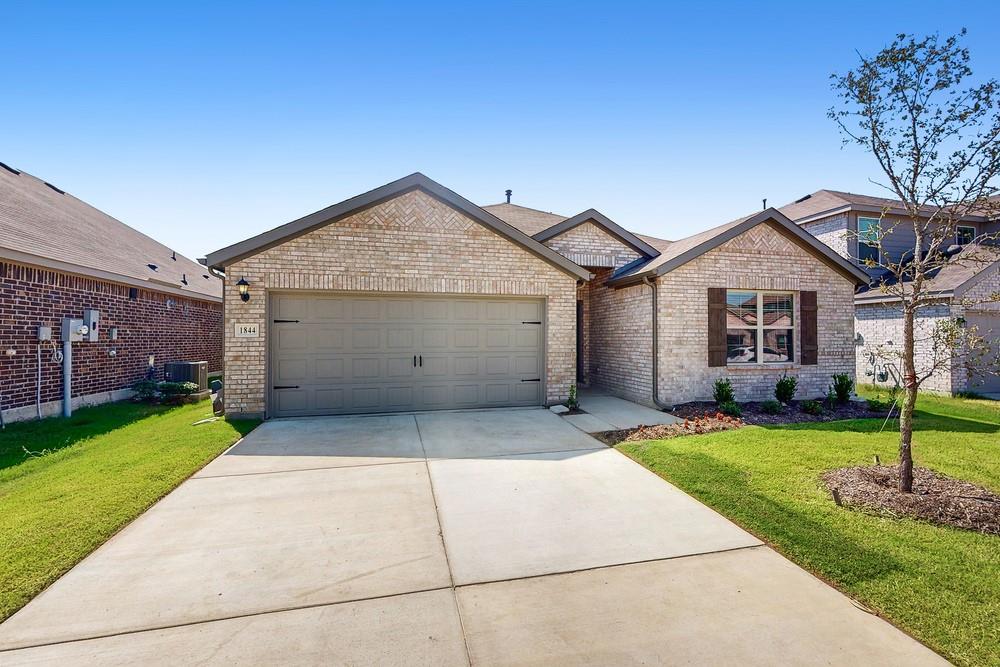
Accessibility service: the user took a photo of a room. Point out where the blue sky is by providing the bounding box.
[3,1,999,259]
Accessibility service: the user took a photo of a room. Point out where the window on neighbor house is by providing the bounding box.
[857,217,881,264]
[725,291,794,364]
[957,225,976,245]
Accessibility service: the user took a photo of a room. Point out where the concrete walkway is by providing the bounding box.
[0,408,944,665]
[561,387,680,432]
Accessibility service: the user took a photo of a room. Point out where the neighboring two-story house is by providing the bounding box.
[780,190,1000,395]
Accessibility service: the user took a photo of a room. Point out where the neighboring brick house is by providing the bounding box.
[207,173,867,419]
[780,190,1000,395]
[0,162,223,422]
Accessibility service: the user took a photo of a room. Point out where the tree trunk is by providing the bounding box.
[898,307,918,493]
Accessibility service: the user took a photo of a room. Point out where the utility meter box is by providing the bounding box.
[61,318,88,343]
[83,309,100,342]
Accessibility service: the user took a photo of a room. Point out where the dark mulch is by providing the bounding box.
[594,412,743,446]
[823,465,1000,535]
[672,400,881,425]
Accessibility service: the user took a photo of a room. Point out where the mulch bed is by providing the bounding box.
[594,412,743,446]
[672,400,881,426]
[823,465,1000,535]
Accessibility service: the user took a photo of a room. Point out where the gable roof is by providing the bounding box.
[608,208,870,287]
[532,208,661,258]
[855,243,1000,303]
[481,202,567,236]
[205,173,591,281]
[781,189,995,224]
[0,163,221,301]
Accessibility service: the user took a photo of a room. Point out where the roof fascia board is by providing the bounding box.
[0,246,223,303]
[533,209,661,258]
[608,209,870,288]
[855,290,954,305]
[794,203,989,226]
[206,173,591,281]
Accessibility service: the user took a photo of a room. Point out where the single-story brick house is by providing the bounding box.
[781,190,1000,395]
[0,162,223,422]
[206,173,869,419]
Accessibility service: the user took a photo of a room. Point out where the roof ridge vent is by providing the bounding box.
[794,194,812,204]
[0,162,20,175]
[44,181,65,194]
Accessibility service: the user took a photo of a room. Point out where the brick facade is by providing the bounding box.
[542,221,641,269]
[222,189,578,417]
[0,260,222,419]
[580,224,857,407]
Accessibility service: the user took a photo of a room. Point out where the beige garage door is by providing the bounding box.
[967,312,1000,393]
[269,293,545,417]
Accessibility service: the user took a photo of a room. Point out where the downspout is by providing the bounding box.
[643,276,673,411]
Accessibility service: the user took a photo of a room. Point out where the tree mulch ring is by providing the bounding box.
[823,465,1000,535]
[593,412,744,446]
[672,400,882,426]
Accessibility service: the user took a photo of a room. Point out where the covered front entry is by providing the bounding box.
[268,293,545,417]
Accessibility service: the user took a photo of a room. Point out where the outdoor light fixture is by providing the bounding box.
[237,277,250,302]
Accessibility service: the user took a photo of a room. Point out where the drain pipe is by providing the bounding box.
[62,338,73,418]
[643,276,673,411]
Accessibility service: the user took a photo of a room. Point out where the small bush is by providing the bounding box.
[157,381,199,396]
[713,378,735,404]
[567,383,579,410]
[774,375,798,404]
[801,399,824,415]
[831,374,854,404]
[719,400,742,418]
[131,379,158,401]
[867,397,890,412]
[824,386,838,410]
[760,399,782,415]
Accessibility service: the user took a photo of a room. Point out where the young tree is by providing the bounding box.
[830,30,1000,492]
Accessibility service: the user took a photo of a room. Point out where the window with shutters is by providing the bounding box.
[725,290,794,364]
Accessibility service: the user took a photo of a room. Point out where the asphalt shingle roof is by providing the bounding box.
[0,165,221,300]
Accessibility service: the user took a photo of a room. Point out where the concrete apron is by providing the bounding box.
[0,408,946,665]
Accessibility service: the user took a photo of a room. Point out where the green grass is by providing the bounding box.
[618,392,1000,667]
[0,400,258,621]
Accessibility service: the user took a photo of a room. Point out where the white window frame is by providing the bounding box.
[726,290,795,366]
[956,225,976,245]
[857,216,881,264]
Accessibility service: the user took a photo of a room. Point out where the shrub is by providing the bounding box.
[157,381,199,396]
[866,397,890,412]
[774,375,798,404]
[131,379,158,401]
[760,399,782,415]
[824,386,838,410]
[567,383,579,410]
[719,400,742,418]
[831,373,854,404]
[801,399,824,415]
[713,378,735,404]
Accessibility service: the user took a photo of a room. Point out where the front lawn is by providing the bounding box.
[0,400,258,621]
[618,392,999,667]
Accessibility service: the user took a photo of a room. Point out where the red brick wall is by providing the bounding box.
[0,260,222,412]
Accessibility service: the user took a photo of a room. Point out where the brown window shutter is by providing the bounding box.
[708,288,727,367]
[800,290,818,365]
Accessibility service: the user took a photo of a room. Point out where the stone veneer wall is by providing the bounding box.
[586,268,654,404]
[222,189,578,417]
[542,221,641,269]
[655,222,857,404]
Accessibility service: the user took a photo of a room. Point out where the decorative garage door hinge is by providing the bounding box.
[272,385,299,390]
[521,321,542,324]
[273,319,300,323]
[520,378,541,382]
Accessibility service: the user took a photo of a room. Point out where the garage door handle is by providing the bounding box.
[521,378,541,382]
[419,355,422,367]
[413,355,417,367]
[273,385,299,390]
[273,319,300,323]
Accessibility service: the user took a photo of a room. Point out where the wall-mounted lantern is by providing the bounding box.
[237,277,250,302]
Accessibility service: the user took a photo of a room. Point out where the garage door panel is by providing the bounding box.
[270,295,545,417]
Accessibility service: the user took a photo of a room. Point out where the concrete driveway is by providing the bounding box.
[0,408,944,665]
